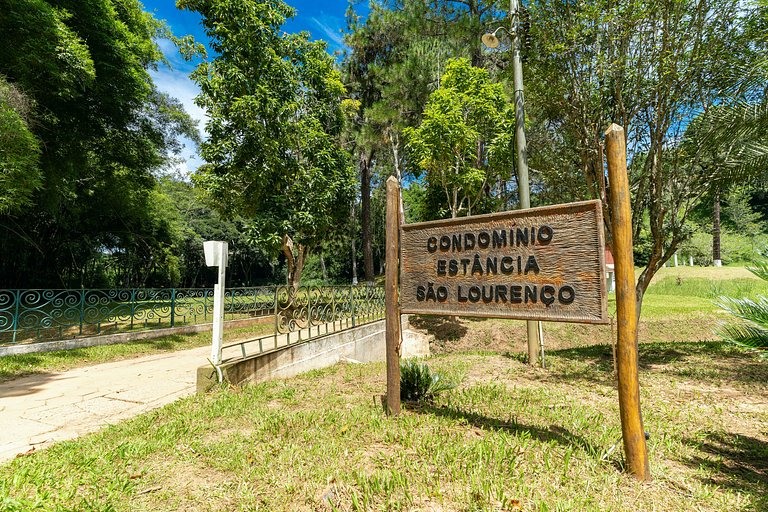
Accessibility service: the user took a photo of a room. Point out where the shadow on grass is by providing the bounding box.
[416,404,601,456]
[546,340,768,387]
[410,316,468,343]
[681,431,768,510]
[524,344,616,388]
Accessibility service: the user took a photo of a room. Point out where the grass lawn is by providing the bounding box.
[1,340,766,511]
[1,264,766,510]
[644,266,768,300]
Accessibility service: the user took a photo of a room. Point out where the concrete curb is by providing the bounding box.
[0,317,268,356]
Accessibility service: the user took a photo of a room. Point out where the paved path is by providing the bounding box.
[0,346,209,463]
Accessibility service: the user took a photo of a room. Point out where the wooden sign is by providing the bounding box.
[399,200,608,324]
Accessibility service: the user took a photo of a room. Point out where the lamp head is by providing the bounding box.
[482,32,500,49]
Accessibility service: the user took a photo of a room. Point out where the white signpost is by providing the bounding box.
[204,241,228,365]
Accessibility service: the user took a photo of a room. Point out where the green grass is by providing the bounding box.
[1,266,766,510]
[2,342,765,511]
[0,322,273,383]
[636,293,723,317]
[642,265,760,281]
[646,276,768,299]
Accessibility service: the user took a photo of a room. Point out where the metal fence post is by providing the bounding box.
[274,286,279,346]
[349,286,356,327]
[12,290,20,344]
[170,288,176,327]
[130,289,136,330]
[79,287,85,335]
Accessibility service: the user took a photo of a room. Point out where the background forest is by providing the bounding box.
[1,0,767,297]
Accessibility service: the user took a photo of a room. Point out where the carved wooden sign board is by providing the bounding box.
[400,200,609,324]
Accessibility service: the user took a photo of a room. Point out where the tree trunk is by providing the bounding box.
[713,191,722,266]
[351,203,358,285]
[360,151,375,284]
[319,253,328,283]
[390,134,404,222]
[281,234,307,291]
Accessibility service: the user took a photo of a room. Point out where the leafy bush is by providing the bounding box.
[680,227,768,266]
[717,261,768,359]
[400,359,456,403]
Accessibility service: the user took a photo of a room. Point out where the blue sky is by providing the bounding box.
[143,0,357,175]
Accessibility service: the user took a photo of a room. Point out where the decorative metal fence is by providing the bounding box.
[0,287,275,344]
[275,285,385,333]
[223,285,386,361]
[0,285,386,349]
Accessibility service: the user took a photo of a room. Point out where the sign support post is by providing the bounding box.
[204,241,228,366]
[385,176,402,416]
[605,123,650,481]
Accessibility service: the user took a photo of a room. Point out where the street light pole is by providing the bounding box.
[480,2,542,366]
[509,0,541,366]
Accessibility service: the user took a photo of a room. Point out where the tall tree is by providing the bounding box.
[343,1,503,273]
[0,77,40,214]
[181,0,356,290]
[525,0,759,314]
[0,0,197,287]
[405,58,514,218]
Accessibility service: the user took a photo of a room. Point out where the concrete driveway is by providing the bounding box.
[0,346,208,463]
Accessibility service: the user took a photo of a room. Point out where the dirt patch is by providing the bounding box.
[412,314,720,356]
[135,455,234,511]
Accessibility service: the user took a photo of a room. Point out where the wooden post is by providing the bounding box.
[385,176,402,416]
[605,123,650,481]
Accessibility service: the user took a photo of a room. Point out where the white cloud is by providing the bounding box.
[151,38,206,175]
[311,16,344,50]
[151,67,206,129]
[164,134,202,178]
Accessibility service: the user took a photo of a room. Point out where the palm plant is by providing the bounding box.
[400,359,456,403]
[717,261,768,359]
[691,101,768,182]
[685,12,768,183]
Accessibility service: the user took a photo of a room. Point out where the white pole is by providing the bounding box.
[674,252,679,267]
[689,255,694,266]
[207,242,228,366]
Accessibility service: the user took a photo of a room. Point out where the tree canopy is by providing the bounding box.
[3,0,768,298]
[0,0,198,287]
[181,0,356,288]
[405,58,514,218]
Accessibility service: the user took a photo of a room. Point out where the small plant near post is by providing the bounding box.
[400,359,456,404]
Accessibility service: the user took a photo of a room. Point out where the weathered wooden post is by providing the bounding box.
[385,176,402,416]
[605,123,650,481]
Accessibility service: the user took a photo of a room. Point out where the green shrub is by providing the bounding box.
[718,261,768,359]
[679,228,768,266]
[400,359,456,403]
